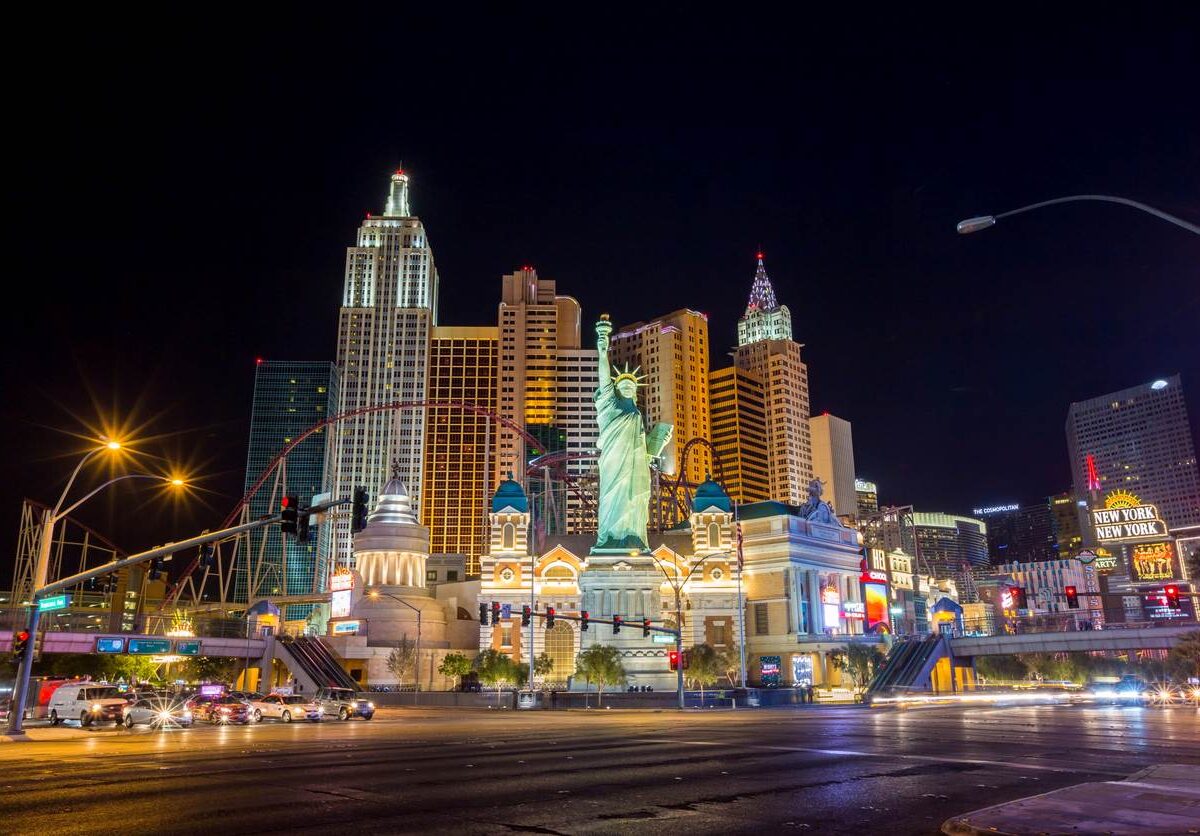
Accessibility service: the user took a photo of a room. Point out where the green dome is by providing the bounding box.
[693,475,732,513]
[492,474,528,513]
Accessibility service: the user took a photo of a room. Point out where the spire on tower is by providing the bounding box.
[384,167,410,217]
[745,253,779,314]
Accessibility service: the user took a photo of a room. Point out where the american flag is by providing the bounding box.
[736,522,744,572]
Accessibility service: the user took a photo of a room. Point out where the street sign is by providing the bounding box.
[37,594,70,612]
[127,638,171,655]
[175,640,201,656]
[96,637,125,654]
[501,603,512,619]
[651,633,676,644]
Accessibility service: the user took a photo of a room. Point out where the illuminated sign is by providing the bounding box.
[821,586,841,605]
[331,620,361,635]
[973,504,1020,515]
[860,570,888,583]
[330,569,354,592]
[1130,541,1178,583]
[127,638,171,655]
[864,583,889,631]
[96,637,125,653]
[331,589,352,618]
[760,655,781,687]
[1092,491,1168,542]
[1000,589,1015,610]
[175,640,201,656]
[842,601,865,618]
[38,594,70,612]
[198,684,225,697]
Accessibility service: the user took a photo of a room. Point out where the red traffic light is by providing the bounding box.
[668,650,680,671]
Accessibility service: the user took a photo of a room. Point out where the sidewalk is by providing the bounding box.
[1,726,122,743]
[942,763,1200,835]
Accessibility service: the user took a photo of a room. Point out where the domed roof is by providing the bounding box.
[368,477,419,525]
[492,473,528,513]
[693,474,732,513]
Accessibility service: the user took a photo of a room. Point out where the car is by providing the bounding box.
[123,697,194,729]
[249,694,324,723]
[315,687,375,720]
[192,696,253,724]
[47,683,128,727]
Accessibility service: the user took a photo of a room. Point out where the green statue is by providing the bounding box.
[593,315,673,552]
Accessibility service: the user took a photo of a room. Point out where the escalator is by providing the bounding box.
[866,637,922,693]
[276,637,360,692]
[866,634,946,699]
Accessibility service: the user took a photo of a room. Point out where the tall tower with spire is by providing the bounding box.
[712,254,813,505]
[329,169,439,570]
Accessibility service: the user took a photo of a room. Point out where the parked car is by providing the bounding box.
[48,683,128,727]
[123,697,194,729]
[250,694,323,723]
[314,687,375,720]
[193,696,253,724]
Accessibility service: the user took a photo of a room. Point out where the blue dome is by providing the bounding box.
[693,475,732,513]
[492,474,528,513]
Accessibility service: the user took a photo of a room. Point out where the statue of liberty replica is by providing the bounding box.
[593,314,673,553]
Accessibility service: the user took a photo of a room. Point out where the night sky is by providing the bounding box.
[4,11,1198,578]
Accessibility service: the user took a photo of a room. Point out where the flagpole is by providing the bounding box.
[736,511,747,689]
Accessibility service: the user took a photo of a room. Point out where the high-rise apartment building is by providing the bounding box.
[421,326,498,575]
[610,309,711,485]
[331,170,439,568]
[733,255,812,504]
[497,267,582,478]
[855,478,879,518]
[809,413,856,518]
[1066,375,1200,530]
[709,366,770,503]
[242,361,339,603]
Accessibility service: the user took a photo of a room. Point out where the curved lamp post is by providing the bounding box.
[367,588,422,703]
[957,194,1200,236]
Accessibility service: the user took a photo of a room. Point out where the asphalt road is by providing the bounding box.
[2,703,1199,835]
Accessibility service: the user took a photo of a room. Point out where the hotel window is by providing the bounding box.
[754,603,769,635]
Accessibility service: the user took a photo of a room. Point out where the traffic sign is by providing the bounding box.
[651,633,677,644]
[175,640,201,656]
[501,603,512,619]
[96,637,125,654]
[127,638,171,655]
[37,594,70,612]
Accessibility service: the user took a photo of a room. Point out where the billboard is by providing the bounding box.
[1129,541,1179,583]
[864,583,889,633]
[1091,490,1168,542]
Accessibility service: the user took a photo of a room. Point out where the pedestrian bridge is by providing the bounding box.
[0,629,267,658]
[948,624,1197,657]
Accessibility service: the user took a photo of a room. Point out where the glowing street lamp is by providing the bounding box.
[957,194,1200,236]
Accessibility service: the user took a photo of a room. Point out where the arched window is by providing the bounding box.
[544,565,574,581]
[502,523,515,550]
[708,522,721,547]
[544,622,576,684]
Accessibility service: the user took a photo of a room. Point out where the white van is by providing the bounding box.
[48,683,128,727]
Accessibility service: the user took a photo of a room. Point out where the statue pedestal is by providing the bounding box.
[573,551,676,692]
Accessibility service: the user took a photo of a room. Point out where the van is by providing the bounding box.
[48,683,128,727]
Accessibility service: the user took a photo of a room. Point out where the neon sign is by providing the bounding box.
[1092,491,1167,542]
[1129,541,1178,583]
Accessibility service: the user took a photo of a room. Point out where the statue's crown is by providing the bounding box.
[613,363,644,386]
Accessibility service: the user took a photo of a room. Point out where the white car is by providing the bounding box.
[123,697,194,728]
[48,683,128,727]
[250,694,323,723]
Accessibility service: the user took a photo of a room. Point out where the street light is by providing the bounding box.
[367,588,422,704]
[956,194,1200,236]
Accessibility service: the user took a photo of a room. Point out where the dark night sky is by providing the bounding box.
[3,10,1198,578]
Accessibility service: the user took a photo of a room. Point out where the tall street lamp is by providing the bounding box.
[957,194,1200,236]
[654,549,736,710]
[367,588,422,704]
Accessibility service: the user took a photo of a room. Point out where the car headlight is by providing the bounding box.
[316,707,324,714]
[182,710,192,719]
[219,707,231,714]
[92,703,102,712]
[158,711,173,721]
[366,702,375,710]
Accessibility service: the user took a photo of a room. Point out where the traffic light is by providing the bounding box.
[546,607,556,629]
[612,615,622,634]
[491,601,501,625]
[580,610,589,632]
[297,510,312,544]
[681,649,691,670]
[1165,586,1181,609]
[1014,587,1028,610]
[1064,586,1079,609]
[199,543,215,570]
[148,557,165,581]
[479,603,489,626]
[351,487,370,533]
[668,649,679,671]
[281,495,299,535]
[642,618,651,638]
[11,630,30,664]
[521,605,531,627]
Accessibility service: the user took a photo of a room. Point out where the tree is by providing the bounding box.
[387,636,419,688]
[717,646,741,687]
[829,642,885,692]
[474,649,519,703]
[534,652,555,680]
[1183,545,1200,583]
[684,644,722,699]
[180,655,240,685]
[102,655,160,685]
[975,654,1028,684]
[574,645,626,707]
[1168,631,1200,682]
[438,652,472,690]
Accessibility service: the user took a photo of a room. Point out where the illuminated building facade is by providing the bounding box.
[708,366,770,502]
[904,512,989,601]
[809,413,857,518]
[994,559,1104,629]
[421,326,498,575]
[1050,491,1085,559]
[855,478,879,518]
[731,255,812,504]
[1066,375,1200,531]
[331,171,438,568]
[553,348,600,534]
[609,309,712,485]
[243,360,339,604]
[974,502,1056,565]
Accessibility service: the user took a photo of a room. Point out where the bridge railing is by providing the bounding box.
[0,606,250,639]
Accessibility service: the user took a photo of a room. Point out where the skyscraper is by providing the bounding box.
[421,326,498,575]
[709,366,770,503]
[809,413,856,518]
[331,170,439,568]
[242,360,339,603]
[609,309,711,488]
[1066,375,1200,530]
[554,348,600,534]
[974,502,1056,564]
[904,511,989,600]
[1049,491,1085,559]
[733,255,813,504]
[855,478,879,518]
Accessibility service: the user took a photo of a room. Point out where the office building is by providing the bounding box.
[974,502,1056,565]
[809,413,856,518]
[331,170,439,568]
[421,326,498,575]
[243,360,339,602]
[855,478,879,518]
[729,255,813,504]
[1066,375,1200,530]
[610,309,712,486]
[709,366,770,503]
[1049,491,1085,559]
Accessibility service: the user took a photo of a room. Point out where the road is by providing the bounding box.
[2,703,1199,835]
